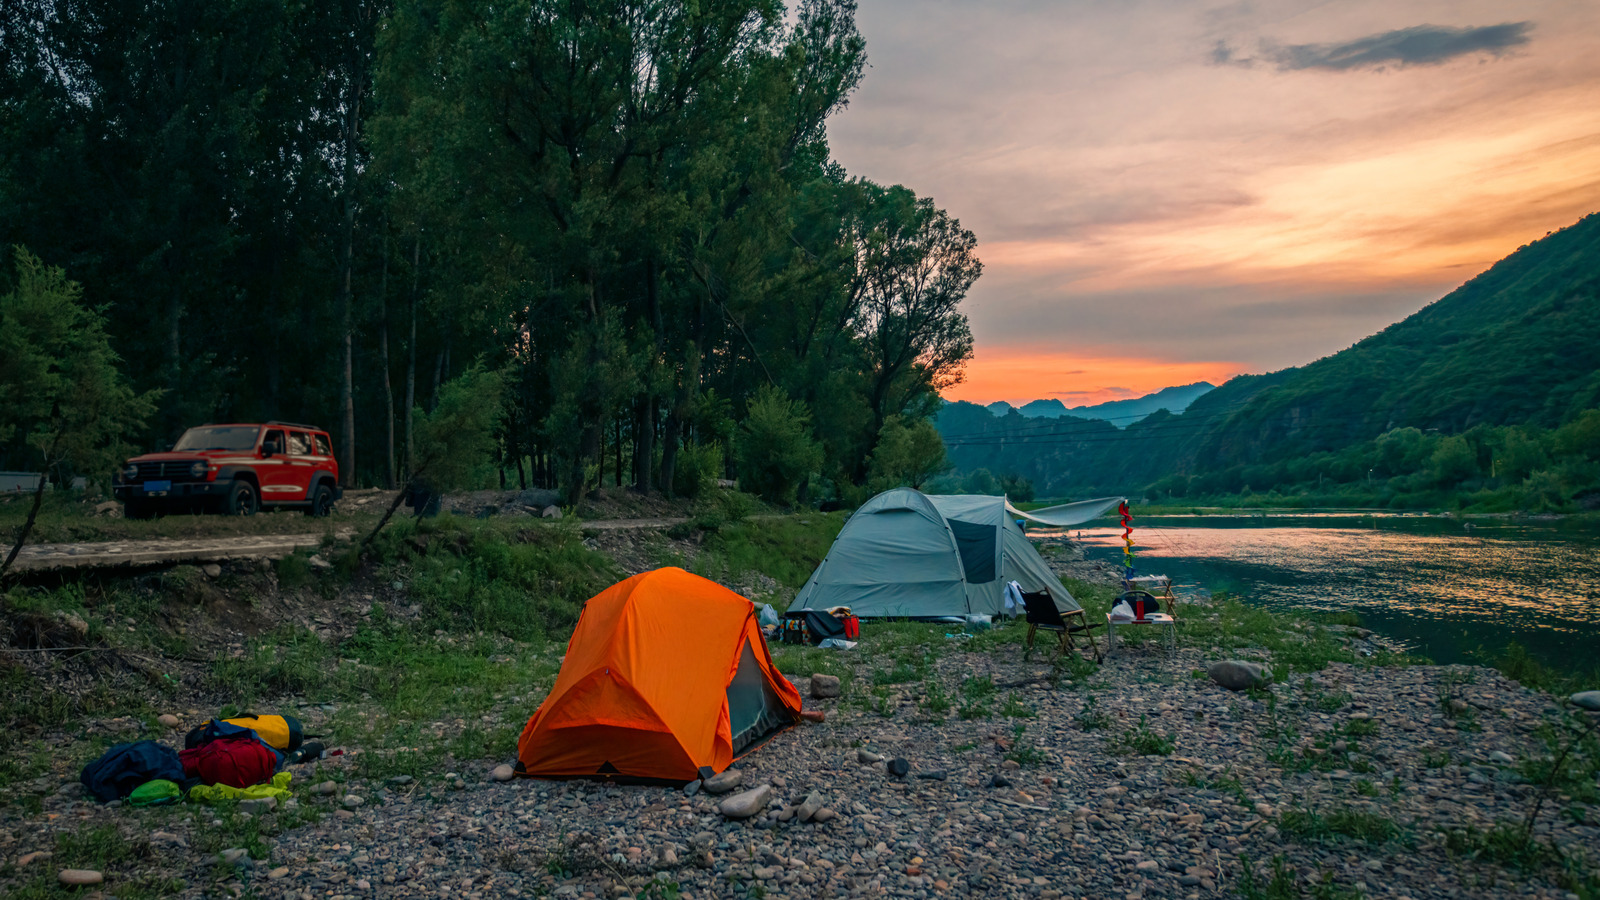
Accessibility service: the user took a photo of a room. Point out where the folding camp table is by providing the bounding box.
[1105,612,1176,658]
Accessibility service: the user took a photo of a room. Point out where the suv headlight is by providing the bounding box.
[190,461,208,478]
[124,464,138,480]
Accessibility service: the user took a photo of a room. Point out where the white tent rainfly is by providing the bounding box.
[788,488,1123,620]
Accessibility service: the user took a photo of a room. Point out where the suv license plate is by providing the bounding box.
[143,480,171,492]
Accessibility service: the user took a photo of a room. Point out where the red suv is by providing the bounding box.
[114,422,342,518]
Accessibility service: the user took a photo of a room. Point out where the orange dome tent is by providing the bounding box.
[515,567,803,783]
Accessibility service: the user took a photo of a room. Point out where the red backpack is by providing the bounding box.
[179,734,277,788]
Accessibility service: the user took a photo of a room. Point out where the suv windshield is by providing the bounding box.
[172,426,260,452]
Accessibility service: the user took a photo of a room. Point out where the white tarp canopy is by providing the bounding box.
[788,488,1082,619]
[1005,496,1125,528]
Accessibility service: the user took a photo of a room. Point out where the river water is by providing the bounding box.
[1059,513,1600,671]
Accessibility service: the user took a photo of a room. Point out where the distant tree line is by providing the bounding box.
[1146,415,1600,513]
[0,0,978,506]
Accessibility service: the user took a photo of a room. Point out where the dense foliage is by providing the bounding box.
[936,213,1600,511]
[0,0,977,505]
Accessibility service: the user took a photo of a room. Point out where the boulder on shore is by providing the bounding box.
[797,790,825,822]
[718,785,772,819]
[1208,660,1269,691]
[702,768,744,794]
[1571,690,1600,712]
[810,674,841,699]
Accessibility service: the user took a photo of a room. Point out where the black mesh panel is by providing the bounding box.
[947,518,997,583]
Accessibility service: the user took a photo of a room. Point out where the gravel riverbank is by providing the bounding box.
[2,534,1596,900]
[4,637,1596,899]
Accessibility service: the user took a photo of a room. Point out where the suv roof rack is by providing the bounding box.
[266,421,321,430]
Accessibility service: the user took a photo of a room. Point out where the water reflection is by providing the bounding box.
[1055,517,1600,670]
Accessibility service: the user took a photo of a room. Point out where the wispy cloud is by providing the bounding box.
[1218,22,1534,72]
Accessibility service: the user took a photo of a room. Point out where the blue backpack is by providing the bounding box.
[80,741,188,803]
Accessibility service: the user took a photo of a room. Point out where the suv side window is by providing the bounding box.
[313,434,332,457]
[286,430,312,456]
[263,428,285,455]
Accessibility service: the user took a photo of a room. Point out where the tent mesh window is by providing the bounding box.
[946,518,997,583]
[727,641,789,755]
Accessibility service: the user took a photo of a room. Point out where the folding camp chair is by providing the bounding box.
[1019,589,1102,662]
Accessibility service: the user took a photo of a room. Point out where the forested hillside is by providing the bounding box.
[0,0,975,505]
[938,213,1600,510]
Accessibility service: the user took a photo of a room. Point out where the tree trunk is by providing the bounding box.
[379,233,395,489]
[431,348,445,411]
[405,235,419,474]
[614,418,623,490]
[337,84,362,489]
[0,466,49,580]
[357,481,412,560]
[1,427,61,580]
[508,405,527,489]
[637,258,661,492]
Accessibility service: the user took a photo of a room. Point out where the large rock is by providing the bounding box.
[58,869,103,886]
[796,790,825,822]
[1207,660,1269,691]
[157,714,180,729]
[1571,691,1600,712]
[718,785,772,819]
[810,674,841,699]
[541,505,563,519]
[489,764,515,782]
[703,768,744,794]
[238,797,276,815]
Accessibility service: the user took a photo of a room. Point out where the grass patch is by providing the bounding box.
[1494,642,1600,697]
[1000,693,1035,718]
[364,515,617,641]
[1237,854,1364,900]
[958,674,995,720]
[1112,716,1174,756]
[1004,724,1049,767]
[0,490,369,545]
[1075,695,1112,731]
[691,513,844,592]
[1279,805,1401,844]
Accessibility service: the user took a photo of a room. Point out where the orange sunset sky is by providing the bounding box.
[827,0,1600,407]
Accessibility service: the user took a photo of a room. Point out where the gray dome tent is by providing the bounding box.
[788,488,1084,618]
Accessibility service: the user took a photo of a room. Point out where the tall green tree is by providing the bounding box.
[0,250,156,577]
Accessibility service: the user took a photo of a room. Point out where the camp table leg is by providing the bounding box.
[1105,614,1117,659]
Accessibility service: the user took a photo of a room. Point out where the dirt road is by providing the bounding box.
[7,517,687,572]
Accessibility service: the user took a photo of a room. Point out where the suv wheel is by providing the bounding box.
[225,480,259,516]
[306,483,334,517]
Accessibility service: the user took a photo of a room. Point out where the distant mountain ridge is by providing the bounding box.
[984,382,1214,427]
[937,211,1600,495]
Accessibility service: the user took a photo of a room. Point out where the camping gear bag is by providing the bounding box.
[80,741,188,803]
[187,714,303,752]
[189,771,293,805]
[179,733,278,788]
[780,611,846,645]
[128,779,183,807]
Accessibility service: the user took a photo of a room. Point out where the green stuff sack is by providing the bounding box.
[187,714,303,753]
[128,779,183,807]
